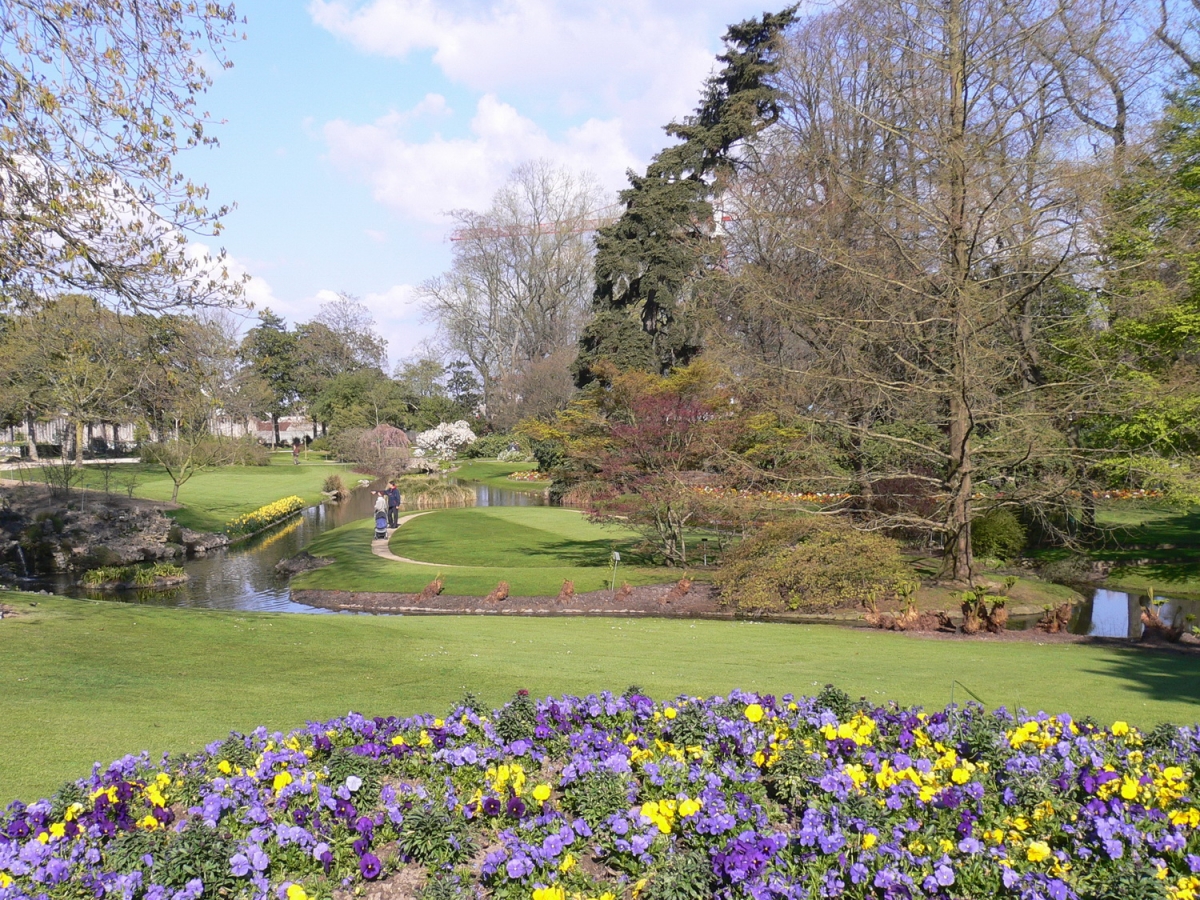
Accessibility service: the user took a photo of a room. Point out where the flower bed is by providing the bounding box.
[226,497,306,536]
[2,689,1198,900]
[507,471,552,483]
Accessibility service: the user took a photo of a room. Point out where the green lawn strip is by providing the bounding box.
[3,592,1199,804]
[1103,564,1200,597]
[390,507,648,568]
[452,460,542,489]
[292,517,672,595]
[4,458,359,532]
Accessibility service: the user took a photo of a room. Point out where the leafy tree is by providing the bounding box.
[1082,76,1200,498]
[133,312,246,501]
[310,370,406,433]
[525,362,732,565]
[239,310,299,446]
[574,7,798,385]
[0,1,244,312]
[0,296,136,461]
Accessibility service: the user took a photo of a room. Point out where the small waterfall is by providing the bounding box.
[14,545,28,578]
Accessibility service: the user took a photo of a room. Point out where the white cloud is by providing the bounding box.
[308,0,720,130]
[362,283,433,362]
[323,94,638,221]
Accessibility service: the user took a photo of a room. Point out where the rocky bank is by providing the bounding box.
[0,482,227,582]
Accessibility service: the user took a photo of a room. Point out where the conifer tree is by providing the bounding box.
[574,8,798,386]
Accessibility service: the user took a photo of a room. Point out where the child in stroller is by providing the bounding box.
[374,512,388,539]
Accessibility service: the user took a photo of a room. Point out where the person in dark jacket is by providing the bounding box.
[386,481,401,528]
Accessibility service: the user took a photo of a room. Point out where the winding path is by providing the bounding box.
[369,512,468,567]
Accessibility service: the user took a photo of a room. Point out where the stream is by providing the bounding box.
[46,478,548,613]
[30,478,1200,634]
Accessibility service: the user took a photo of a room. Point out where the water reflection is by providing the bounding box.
[1072,589,1200,639]
[469,483,548,507]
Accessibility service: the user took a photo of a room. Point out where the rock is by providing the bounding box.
[275,551,334,577]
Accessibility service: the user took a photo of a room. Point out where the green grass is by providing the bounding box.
[1088,503,1200,596]
[391,507,642,568]
[452,459,542,489]
[293,510,675,596]
[4,457,359,532]
[3,592,1199,804]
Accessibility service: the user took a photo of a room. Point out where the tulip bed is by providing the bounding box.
[3,688,1199,900]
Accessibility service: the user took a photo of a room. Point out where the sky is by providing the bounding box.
[178,0,782,370]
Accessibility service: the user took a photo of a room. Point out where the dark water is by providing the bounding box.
[40,475,547,613]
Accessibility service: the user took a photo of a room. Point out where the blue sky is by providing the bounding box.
[179,0,778,366]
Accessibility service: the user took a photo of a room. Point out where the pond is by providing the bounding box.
[38,475,549,613]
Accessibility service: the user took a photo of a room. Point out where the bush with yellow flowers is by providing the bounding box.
[225,496,306,536]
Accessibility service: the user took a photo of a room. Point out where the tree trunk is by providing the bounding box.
[272,413,281,447]
[941,0,974,584]
[75,419,85,464]
[25,411,38,461]
[171,480,180,503]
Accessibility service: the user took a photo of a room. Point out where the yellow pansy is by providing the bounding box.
[663,707,677,720]
[273,771,293,792]
[217,760,232,774]
[286,885,309,900]
[745,703,765,723]
[1027,841,1052,862]
[862,833,877,850]
[559,853,576,873]
[532,887,566,900]
[1112,721,1130,736]
[532,784,552,803]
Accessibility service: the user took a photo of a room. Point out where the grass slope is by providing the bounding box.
[3,593,1198,804]
[390,507,644,568]
[4,457,358,532]
[292,512,673,596]
[452,460,541,489]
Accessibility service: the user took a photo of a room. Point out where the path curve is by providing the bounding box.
[369,511,468,567]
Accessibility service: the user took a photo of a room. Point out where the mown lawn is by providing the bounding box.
[292,511,675,596]
[391,507,644,568]
[4,456,359,532]
[3,592,1199,805]
[451,459,542,489]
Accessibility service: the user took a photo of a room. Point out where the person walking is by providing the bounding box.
[386,480,401,528]
[291,437,301,465]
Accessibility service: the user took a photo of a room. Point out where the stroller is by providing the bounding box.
[374,513,388,540]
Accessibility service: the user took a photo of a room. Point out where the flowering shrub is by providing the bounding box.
[225,496,305,536]
[415,421,477,460]
[508,470,552,482]
[3,690,1199,900]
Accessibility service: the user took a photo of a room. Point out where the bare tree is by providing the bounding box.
[421,161,604,417]
[710,0,1164,582]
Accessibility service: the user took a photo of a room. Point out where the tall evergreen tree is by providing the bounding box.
[574,7,798,386]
